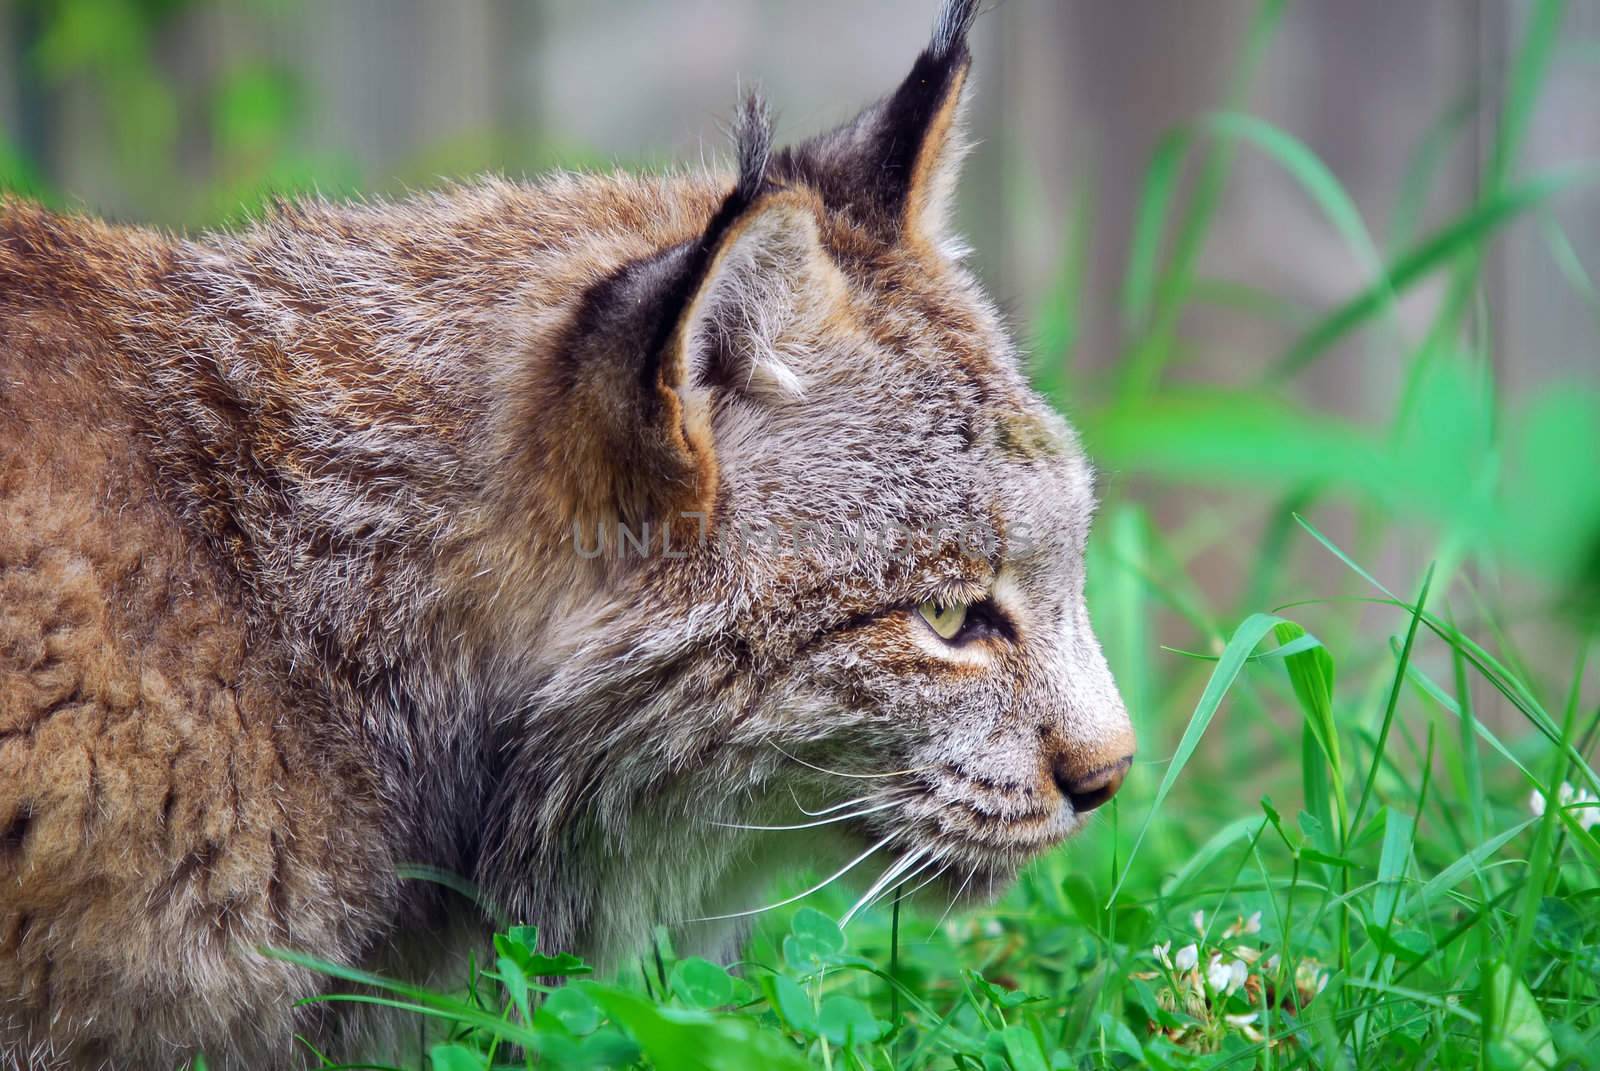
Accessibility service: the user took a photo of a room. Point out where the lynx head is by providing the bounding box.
[483,0,1134,960]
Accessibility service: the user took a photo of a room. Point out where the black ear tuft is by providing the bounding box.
[610,92,772,380]
[770,0,982,242]
[929,0,980,60]
[732,92,773,204]
[686,91,773,283]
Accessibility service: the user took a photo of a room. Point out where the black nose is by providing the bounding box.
[1053,755,1132,813]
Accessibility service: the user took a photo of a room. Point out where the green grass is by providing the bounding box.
[10,1,1597,1068]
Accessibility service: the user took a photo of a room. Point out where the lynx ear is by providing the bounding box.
[673,193,837,398]
[551,99,837,533]
[773,0,979,248]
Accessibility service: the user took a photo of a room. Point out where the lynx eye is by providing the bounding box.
[917,599,968,641]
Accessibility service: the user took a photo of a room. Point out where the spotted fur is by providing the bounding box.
[0,2,1132,1067]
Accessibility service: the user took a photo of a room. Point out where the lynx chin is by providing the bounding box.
[0,1,1134,1066]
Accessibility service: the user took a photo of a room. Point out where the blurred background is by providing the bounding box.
[3,0,1598,774]
[4,1,1597,394]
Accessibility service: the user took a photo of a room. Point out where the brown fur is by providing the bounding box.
[0,3,1133,1066]
[0,269,395,1066]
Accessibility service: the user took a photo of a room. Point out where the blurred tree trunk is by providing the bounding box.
[4,4,56,189]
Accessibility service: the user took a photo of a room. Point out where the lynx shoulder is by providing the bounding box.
[0,2,1132,1067]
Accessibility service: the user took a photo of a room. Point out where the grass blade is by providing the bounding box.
[1348,564,1435,838]
[1120,126,1193,334]
[1267,167,1600,382]
[1108,612,1287,905]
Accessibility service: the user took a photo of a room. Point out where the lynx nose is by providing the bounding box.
[1053,754,1133,813]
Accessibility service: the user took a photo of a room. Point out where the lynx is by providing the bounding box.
[0,1,1134,1066]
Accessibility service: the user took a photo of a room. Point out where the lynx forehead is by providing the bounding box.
[0,1,1133,1067]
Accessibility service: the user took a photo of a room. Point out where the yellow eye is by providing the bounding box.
[917,599,968,641]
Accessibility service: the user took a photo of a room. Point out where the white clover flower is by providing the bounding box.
[1206,953,1245,994]
[1174,943,1199,971]
[1243,911,1262,935]
[1153,940,1173,968]
[1226,1011,1265,1043]
[1191,909,1206,934]
[1576,789,1600,831]
[1206,953,1228,991]
[1536,782,1600,830]
[1264,953,1280,973]
[1294,957,1329,1000]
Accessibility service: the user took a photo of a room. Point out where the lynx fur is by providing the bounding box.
[0,2,1133,1066]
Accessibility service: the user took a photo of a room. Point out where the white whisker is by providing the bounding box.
[771,742,930,781]
[839,846,928,928]
[712,798,900,832]
[856,851,943,921]
[929,864,978,939]
[897,859,953,906]
[789,787,877,817]
[687,833,896,923]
